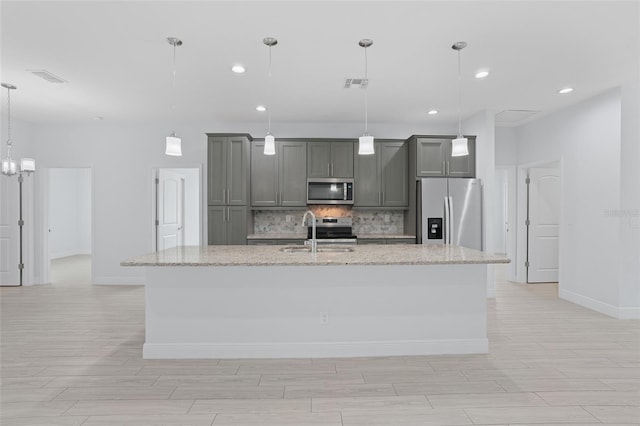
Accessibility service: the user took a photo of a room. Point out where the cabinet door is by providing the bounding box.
[207,206,226,245]
[251,142,278,207]
[448,137,476,178]
[207,138,227,205]
[307,142,331,178]
[416,138,447,177]
[227,136,248,205]
[330,141,354,178]
[354,144,380,206]
[380,142,408,207]
[227,206,248,245]
[279,141,307,207]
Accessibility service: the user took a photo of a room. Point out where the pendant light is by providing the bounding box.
[1,83,34,287]
[451,41,469,157]
[165,37,183,156]
[263,37,278,156]
[2,83,35,176]
[358,39,374,155]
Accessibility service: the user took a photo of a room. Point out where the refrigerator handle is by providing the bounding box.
[447,196,453,245]
[443,196,450,245]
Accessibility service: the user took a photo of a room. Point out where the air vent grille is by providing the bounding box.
[344,78,369,89]
[495,109,539,125]
[28,70,67,84]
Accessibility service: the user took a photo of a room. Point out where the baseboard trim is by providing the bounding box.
[93,276,145,285]
[143,339,489,359]
[559,288,640,319]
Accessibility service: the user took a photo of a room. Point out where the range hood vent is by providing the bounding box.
[344,78,369,89]
[28,69,67,84]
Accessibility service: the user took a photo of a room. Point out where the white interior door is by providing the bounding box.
[527,167,560,283]
[0,176,19,285]
[157,169,184,251]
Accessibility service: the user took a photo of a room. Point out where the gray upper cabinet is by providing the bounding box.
[413,136,475,178]
[251,140,307,208]
[207,135,249,205]
[354,141,408,208]
[307,141,354,178]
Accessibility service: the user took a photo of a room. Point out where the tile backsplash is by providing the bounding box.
[253,207,405,235]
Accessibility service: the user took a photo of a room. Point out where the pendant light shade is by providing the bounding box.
[165,133,182,156]
[264,133,276,155]
[358,39,374,155]
[263,37,278,155]
[2,157,17,175]
[451,137,469,157]
[358,135,375,155]
[451,41,469,157]
[20,158,36,173]
[165,37,183,156]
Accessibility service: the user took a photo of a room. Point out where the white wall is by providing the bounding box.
[514,88,633,317]
[29,120,456,284]
[618,82,640,315]
[464,110,496,297]
[495,127,518,166]
[49,168,91,259]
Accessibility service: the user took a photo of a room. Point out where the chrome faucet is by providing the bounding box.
[302,210,317,253]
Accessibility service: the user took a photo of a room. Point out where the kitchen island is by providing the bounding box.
[122,244,508,359]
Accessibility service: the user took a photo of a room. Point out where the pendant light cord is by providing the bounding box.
[268,44,272,134]
[6,87,12,151]
[364,45,368,134]
[457,48,462,137]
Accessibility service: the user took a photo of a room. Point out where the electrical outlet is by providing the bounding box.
[319,312,329,325]
[384,214,391,223]
[286,215,292,223]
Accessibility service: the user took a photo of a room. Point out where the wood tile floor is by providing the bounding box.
[1,268,638,425]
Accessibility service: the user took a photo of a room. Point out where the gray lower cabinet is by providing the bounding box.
[412,136,476,178]
[354,141,408,208]
[207,135,250,205]
[251,140,307,207]
[247,239,306,245]
[307,141,354,178]
[358,237,415,245]
[208,206,247,245]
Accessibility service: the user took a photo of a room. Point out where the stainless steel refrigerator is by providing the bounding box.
[417,178,483,250]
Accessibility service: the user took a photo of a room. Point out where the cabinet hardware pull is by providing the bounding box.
[446,162,450,176]
[327,163,330,176]
[442,161,446,175]
[222,189,226,204]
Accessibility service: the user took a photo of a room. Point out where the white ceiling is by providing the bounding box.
[1,1,638,127]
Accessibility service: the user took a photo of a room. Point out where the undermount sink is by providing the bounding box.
[279,245,355,253]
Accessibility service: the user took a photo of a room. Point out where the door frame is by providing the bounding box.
[515,158,563,283]
[496,165,517,282]
[150,164,203,252]
[40,166,95,285]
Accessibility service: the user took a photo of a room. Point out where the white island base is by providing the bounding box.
[143,263,488,359]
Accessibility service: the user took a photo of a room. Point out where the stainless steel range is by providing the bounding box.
[307,217,357,244]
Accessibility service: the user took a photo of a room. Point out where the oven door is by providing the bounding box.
[307,178,354,205]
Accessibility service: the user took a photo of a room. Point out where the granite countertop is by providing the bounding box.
[122,244,510,267]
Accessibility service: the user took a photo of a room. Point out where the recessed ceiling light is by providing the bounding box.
[475,70,489,79]
[558,87,573,94]
[256,105,267,112]
[231,64,246,74]
[427,110,439,115]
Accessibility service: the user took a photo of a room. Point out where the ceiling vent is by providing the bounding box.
[495,109,539,126]
[344,78,368,89]
[28,69,67,84]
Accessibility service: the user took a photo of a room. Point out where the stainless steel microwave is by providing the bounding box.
[307,178,354,205]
